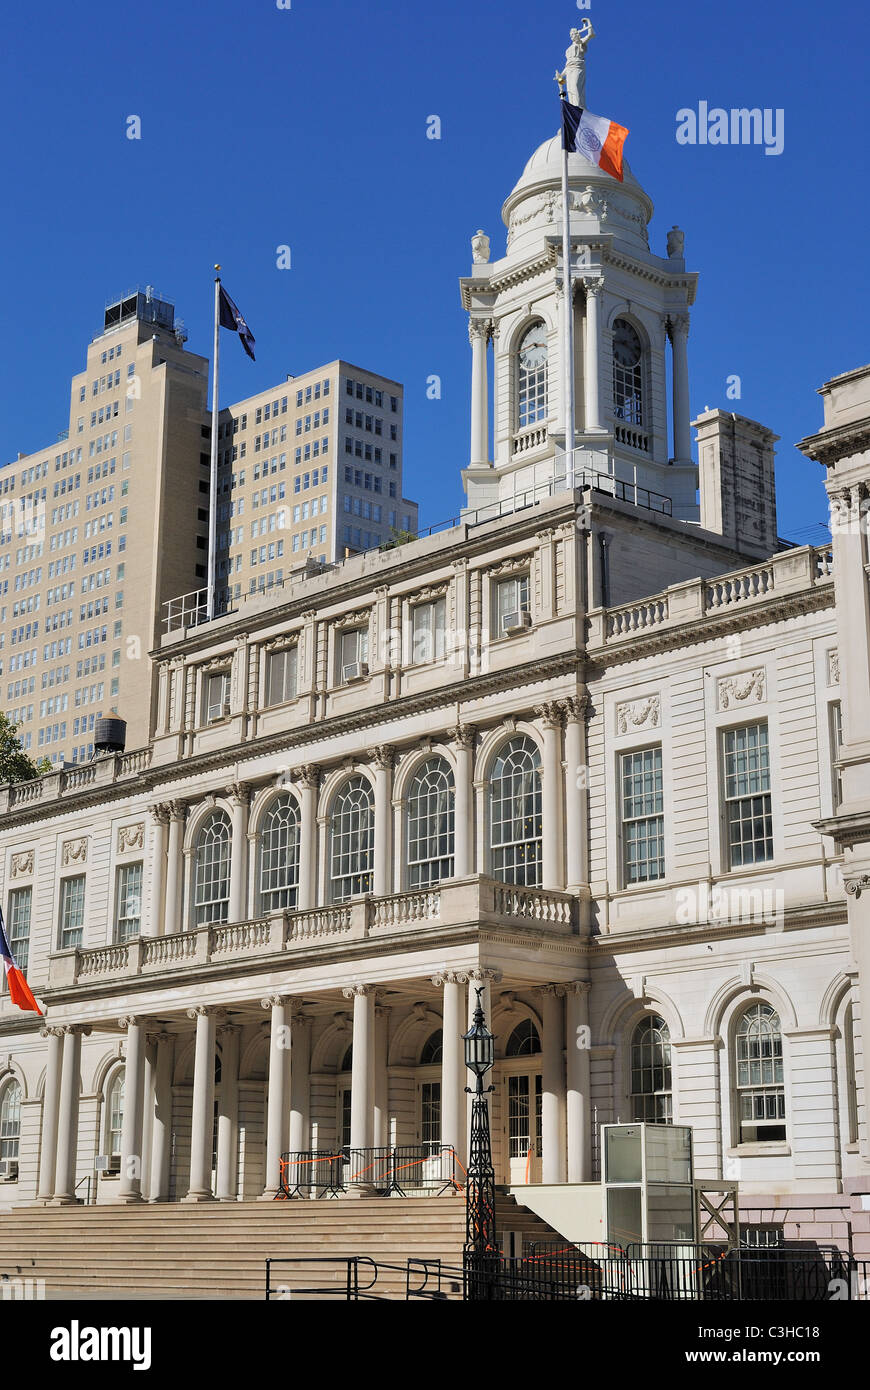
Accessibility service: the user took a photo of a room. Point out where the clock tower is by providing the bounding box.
[459,33,699,524]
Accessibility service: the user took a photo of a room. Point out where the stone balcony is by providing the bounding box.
[46,876,578,992]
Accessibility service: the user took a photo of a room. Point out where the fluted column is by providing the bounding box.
[37,1027,63,1201]
[343,984,375,1191]
[566,981,592,1182]
[148,806,169,935]
[583,278,604,432]
[288,1012,311,1156]
[116,1016,146,1202]
[215,1023,241,1201]
[536,703,565,890]
[539,987,565,1184]
[670,312,692,462]
[227,783,250,922]
[164,802,186,934]
[184,1006,219,1202]
[297,765,320,910]
[261,995,291,1199]
[433,972,467,1169]
[450,726,475,877]
[564,696,589,892]
[469,318,490,467]
[53,1025,90,1204]
[370,747,394,897]
[148,1032,174,1202]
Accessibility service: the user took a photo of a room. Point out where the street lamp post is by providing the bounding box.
[463,987,498,1299]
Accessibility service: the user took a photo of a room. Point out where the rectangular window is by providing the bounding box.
[421,1081,441,1156]
[201,669,231,723]
[115,862,142,941]
[7,888,31,975]
[59,875,86,950]
[829,701,843,809]
[338,627,369,679]
[621,748,665,884]
[495,574,530,633]
[411,596,447,664]
[723,723,773,867]
[266,645,298,706]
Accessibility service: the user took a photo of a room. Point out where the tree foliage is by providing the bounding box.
[0,712,52,785]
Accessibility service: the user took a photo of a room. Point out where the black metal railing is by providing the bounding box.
[265,1256,466,1301]
[277,1145,461,1199]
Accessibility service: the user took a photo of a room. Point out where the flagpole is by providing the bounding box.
[206,266,221,622]
[559,95,576,492]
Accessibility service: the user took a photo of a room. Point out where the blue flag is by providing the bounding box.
[218,284,256,360]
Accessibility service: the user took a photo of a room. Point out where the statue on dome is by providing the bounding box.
[471,230,491,264]
[555,21,596,108]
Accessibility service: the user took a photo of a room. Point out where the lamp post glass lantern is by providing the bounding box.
[463,988,498,1289]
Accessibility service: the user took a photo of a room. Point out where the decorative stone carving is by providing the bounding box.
[535,701,566,729]
[718,670,766,709]
[668,312,690,338]
[827,649,840,686]
[471,230,491,264]
[616,694,660,734]
[468,318,489,344]
[449,724,476,750]
[10,851,33,879]
[341,984,374,1000]
[844,874,870,900]
[369,745,396,771]
[565,695,591,722]
[575,186,607,219]
[333,609,371,631]
[62,838,88,867]
[583,276,605,298]
[297,764,320,790]
[226,783,251,808]
[666,225,685,258]
[117,823,144,854]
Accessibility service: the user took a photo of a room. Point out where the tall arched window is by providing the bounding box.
[612,318,644,425]
[193,810,232,926]
[0,1080,21,1164]
[489,736,542,885]
[735,1002,785,1143]
[505,1019,542,1057]
[106,1071,124,1157]
[259,793,301,912]
[330,776,374,902]
[420,1030,443,1065]
[419,1031,443,1156]
[407,758,455,888]
[517,323,548,428]
[630,1016,672,1122]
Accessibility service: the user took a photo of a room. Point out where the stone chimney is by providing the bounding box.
[693,409,779,559]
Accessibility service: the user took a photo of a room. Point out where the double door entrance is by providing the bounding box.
[503,1069,542,1185]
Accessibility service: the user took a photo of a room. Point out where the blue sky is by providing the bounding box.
[1,0,867,543]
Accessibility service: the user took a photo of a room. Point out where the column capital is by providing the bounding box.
[40,1026,64,1040]
[149,803,171,825]
[368,744,396,771]
[342,983,375,1000]
[536,984,565,999]
[564,694,591,723]
[668,311,690,338]
[583,276,605,297]
[468,316,490,344]
[567,979,592,997]
[146,1030,173,1048]
[166,800,187,824]
[260,994,288,1012]
[297,763,321,790]
[226,782,251,808]
[117,1015,145,1031]
[844,873,870,899]
[217,1022,243,1039]
[535,701,566,730]
[431,970,469,987]
[449,724,476,751]
[467,968,502,986]
[374,1004,392,1020]
[186,1005,224,1021]
[60,1023,92,1037]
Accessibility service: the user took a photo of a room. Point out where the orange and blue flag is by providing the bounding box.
[0,906,41,1015]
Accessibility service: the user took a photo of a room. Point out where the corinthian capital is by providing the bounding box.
[583,276,605,297]
[468,317,490,344]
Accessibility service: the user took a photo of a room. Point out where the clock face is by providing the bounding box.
[519,337,547,370]
[613,320,642,368]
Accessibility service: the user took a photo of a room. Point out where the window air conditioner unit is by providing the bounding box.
[342,662,369,684]
[502,610,532,636]
[0,1160,18,1180]
[95,1154,120,1174]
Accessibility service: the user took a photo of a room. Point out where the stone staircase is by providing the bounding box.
[0,1194,564,1300]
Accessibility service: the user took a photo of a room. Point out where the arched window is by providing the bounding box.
[505,1020,542,1057]
[259,793,301,912]
[612,318,644,426]
[517,323,548,428]
[0,1080,21,1163]
[193,810,232,926]
[489,736,542,885]
[630,1016,672,1122]
[106,1071,124,1157]
[420,1030,443,1065]
[340,1045,353,1072]
[407,758,455,888]
[735,1002,785,1143]
[330,777,374,902]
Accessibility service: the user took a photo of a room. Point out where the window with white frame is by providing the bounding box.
[421,1081,441,1156]
[516,323,548,428]
[106,1071,124,1157]
[0,1080,21,1163]
[6,887,31,975]
[337,626,369,680]
[630,1015,672,1122]
[59,874,86,949]
[115,862,142,941]
[266,645,298,706]
[620,748,665,884]
[193,810,231,926]
[734,1002,786,1143]
[259,793,300,912]
[329,776,374,901]
[494,574,530,635]
[722,723,773,867]
[411,596,447,664]
[201,668,230,723]
[829,701,843,809]
[489,736,542,885]
[407,757,454,888]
